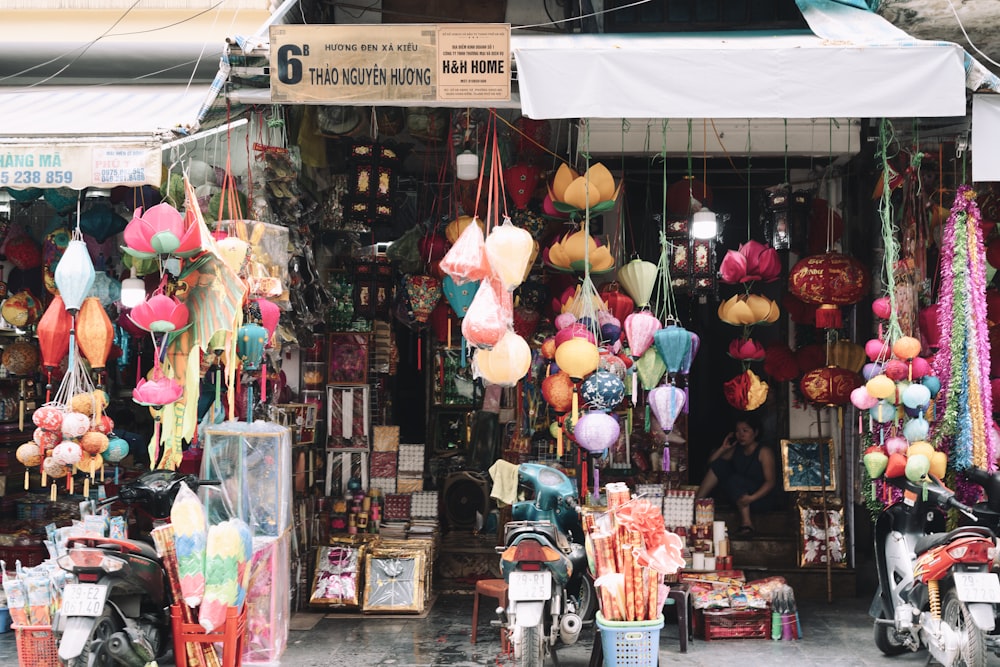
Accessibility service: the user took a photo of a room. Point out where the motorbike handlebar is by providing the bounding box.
[944,494,979,522]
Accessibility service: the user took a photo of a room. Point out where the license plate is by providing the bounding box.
[508,571,551,601]
[954,572,1000,603]
[61,584,108,617]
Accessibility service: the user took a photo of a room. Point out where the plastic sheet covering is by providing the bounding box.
[200,420,292,537]
[243,532,290,665]
[310,540,367,608]
[362,548,426,613]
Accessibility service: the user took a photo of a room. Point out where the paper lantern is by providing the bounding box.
[1,340,38,377]
[788,253,869,328]
[42,457,68,480]
[79,202,128,242]
[3,229,42,271]
[554,323,596,349]
[863,448,888,479]
[883,359,909,382]
[444,215,484,245]
[132,373,183,407]
[544,229,614,274]
[474,331,531,387]
[462,280,509,349]
[901,383,932,410]
[866,374,896,400]
[635,347,667,391]
[905,454,930,483]
[600,283,635,324]
[122,203,201,259]
[763,342,799,382]
[654,325,692,374]
[439,218,492,285]
[573,411,620,454]
[850,386,879,410]
[542,372,575,412]
[919,305,941,350]
[617,259,657,309]
[441,276,478,318]
[871,296,892,320]
[903,417,930,443]
[103,437,130,463]
[404,275,441,324]
[76,297,114,372]
[717,293,780,326]
[666,176,713,216]
[16,443,41,467]
[53,239,96,312]
[61,412,90,439]
[33,428,60,450]
[129,294,190,334]
[1,290,42,328]
[237,323,268,371]
[870,400,896,423]
[800,366,862,406]
[891,336,922,361]
[829,340,866,373]
[648,385,686,432]
[485,219,534,291]
[512,306,540,340]
[554,337,599,380]
[865,338,888,362]
[80,432,109,455]
[884,436,908,456]
[580,371,625,412]
[624,311,660,359]
[88,272,121,307]
[33,405,63,432]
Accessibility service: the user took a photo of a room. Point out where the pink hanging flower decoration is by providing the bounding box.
[728,337,766,361]
[132,371,183,407]
[129,294,191,333]
[123,204,202,259]
[719,240,781,285]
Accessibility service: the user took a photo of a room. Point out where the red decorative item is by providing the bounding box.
[128,294,190,333]
[883,359,909,381]
[763,342,799,382]
[37,295,72,375]
[886,453,908,478]
[800,366,862,406]
[515,117,551,162]
[871,296,892,320]
[599,283,635,324]
[728,338,766,361]
[788,253,870,329]
[512,306,540,340]
[542,372,575,413]
[2,228,42,270]
[782,292,817,326]
[795,344,826,375]
[438,219,492,285]
[666,177,713,216]
[918,305,941,351]
[429,301,457,343]
[718,240,781,285]
[504,164,542,211]
[418,232,449,265]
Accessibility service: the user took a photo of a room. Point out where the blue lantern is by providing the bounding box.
[580,371,625,412]
[237,323,268,371]
[654,325,692,374]
[442,275,479,318]
[54,238,96,312]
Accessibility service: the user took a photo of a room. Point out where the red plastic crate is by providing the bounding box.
[0,544,48,568]
[694,608,770,640]
[12,625,59,667]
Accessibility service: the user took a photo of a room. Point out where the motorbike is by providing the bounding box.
[871,472,999,667]
[55,469,218,667]
[496,463,596,667]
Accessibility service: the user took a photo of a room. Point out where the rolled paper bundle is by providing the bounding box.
[201,520,242,632]
[170,482,207,608]
[621,542,635,621]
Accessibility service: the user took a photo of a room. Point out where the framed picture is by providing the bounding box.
[328,333,369,385]
[362,550,426,613]
[780,438,837,492]
[431,348,478,406]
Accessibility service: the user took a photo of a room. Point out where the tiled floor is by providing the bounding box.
[4,594,999,665]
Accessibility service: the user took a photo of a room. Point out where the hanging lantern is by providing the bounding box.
[580,371,625,412]
[512,306,540,340]
[53,238,96,312]
[128,294,190,333]
[103,436,130,464]
[866,374,896,400]
[666,176,713,216]
[474,330,531,387]
[717,294,780,326]
[2,290,42,328]
[237,323,268,371]
[122,203,202,259]
[404,275,442,324]
[788,253,870,329]
[600,283,635,324]
[623,311,661,359]
[544,229,614,274]
[635,347,667,391]
[554,337,600,381]
[445,215,484,245]
[828,340,867,373]
[16,443,42,467]
[462,279,509,349]
[723,369,769,411]
[800,366,862,406]
[37,296,72,375]
[919,305,941,350]
[648,385,687,432]
[573,411,621,454]
[76,297,114,372]
[133,370,183,407]
[653,325,692,374]
[554,323,596,349]
[2,339,38,376]
[542,372,575,413]
[442,276,479,318]
[617,259,658,309]
[891,336,922,361]
[255,299,281,344]
[485,219,534,291]
[728,338,766,361]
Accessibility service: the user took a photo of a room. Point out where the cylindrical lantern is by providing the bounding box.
[474,331,531,387]
[76,297,114,372]
[37,296,72,374]
[554,338,599,380]
[573,411,621,454]
[800,366,862,406]
[53,239,96,312]
[485,220,534,291]
[788,252,869,329]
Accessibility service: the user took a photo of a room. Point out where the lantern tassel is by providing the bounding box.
[556,425,563,458]
[24,470,28,491]
[50,483,57,502]
[572,389,579,423]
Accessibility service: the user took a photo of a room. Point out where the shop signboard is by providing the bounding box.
[0,141,161,190]
[269,23,510,105]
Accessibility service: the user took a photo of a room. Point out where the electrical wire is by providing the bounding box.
[946,0,1000,71]
[517,0,654,31]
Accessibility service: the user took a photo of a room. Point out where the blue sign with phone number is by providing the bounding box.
[0,169,73,186]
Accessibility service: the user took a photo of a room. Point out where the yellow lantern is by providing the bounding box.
[485,219,534,291]
[445,216,485,245]
[555,337,600,381]
[892,336,922,361]
[474,330,532,387]
[617,259,657,309]
[866,374,896,400]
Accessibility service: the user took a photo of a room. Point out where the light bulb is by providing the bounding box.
[691,209,718,240]
[120,268,146,308]
[456,150,479,181]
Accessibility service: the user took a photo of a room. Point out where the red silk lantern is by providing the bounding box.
[37,295,72,374]
[542,372,575,413]
[800,366,862,406]
[77,297,114,372]
[788,253,869,329]
[763,342,799,382]
[918,305,940,351]
[599,282,635,324]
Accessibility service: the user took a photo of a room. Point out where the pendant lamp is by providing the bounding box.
[54,238,96,312]
[616,259,658,309]
[690,209,719,240]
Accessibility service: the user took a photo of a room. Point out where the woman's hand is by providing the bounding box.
[737,494,754,508]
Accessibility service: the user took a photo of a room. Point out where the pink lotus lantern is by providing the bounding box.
[128,294,191,333]
[718,240,781,285]
[624,311,661,358]
[573,411,621,453]
[122,203,202,259]
[132,371,183,407]
[648,385,687,432]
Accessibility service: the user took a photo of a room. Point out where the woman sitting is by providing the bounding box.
[696,415,784,536]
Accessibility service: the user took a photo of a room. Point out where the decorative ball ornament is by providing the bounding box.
[788,252,870,328]
[2,340,39,376]
[871,296,892,320]
[16,442,41,467]
[800,366,862,406]
[580,371,626,412]
[42,457,68,479]
[1,290,42,328]
[865,338,888,362]
[32,405,64,432]
[61,412,91,439]
[554,338,600,380]
[52,440,82,466]
[573,411,621,453]
[542,372,575,413]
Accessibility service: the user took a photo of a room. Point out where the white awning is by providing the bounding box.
[511,31,967,120]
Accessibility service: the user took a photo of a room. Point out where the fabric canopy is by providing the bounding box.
[511,31,966,120]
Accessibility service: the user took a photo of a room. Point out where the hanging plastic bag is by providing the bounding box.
[438,217,491,285]
[462,277,509,349]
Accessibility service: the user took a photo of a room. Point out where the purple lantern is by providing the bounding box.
[648,385,686,432]
[573,411,621,453]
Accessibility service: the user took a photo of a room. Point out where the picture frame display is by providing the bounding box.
[328,333,370,385]
[780,438,837,492]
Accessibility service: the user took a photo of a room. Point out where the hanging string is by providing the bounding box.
[745,120,752,240]
[619,118,631,263]
[783,119,789,186]
[877,119,904,345]
[654,120,678,324]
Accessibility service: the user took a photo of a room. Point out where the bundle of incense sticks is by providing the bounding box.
[152,525,221,667]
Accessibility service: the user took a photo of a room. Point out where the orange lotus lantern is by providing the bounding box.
[717,294,780,326]
[544,229,615,274]
[800,366,862,406]
[788,253,869,329]
[548,162,620,213]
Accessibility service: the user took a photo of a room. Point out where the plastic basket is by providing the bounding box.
[171,603,248,667]
[595,612,663,667]
[12,625,59,667]
[694,608,770,640]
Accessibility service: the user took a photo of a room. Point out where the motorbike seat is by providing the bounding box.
[913,525,994,555]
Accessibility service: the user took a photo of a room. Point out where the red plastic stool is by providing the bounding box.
[471,578,509,649]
